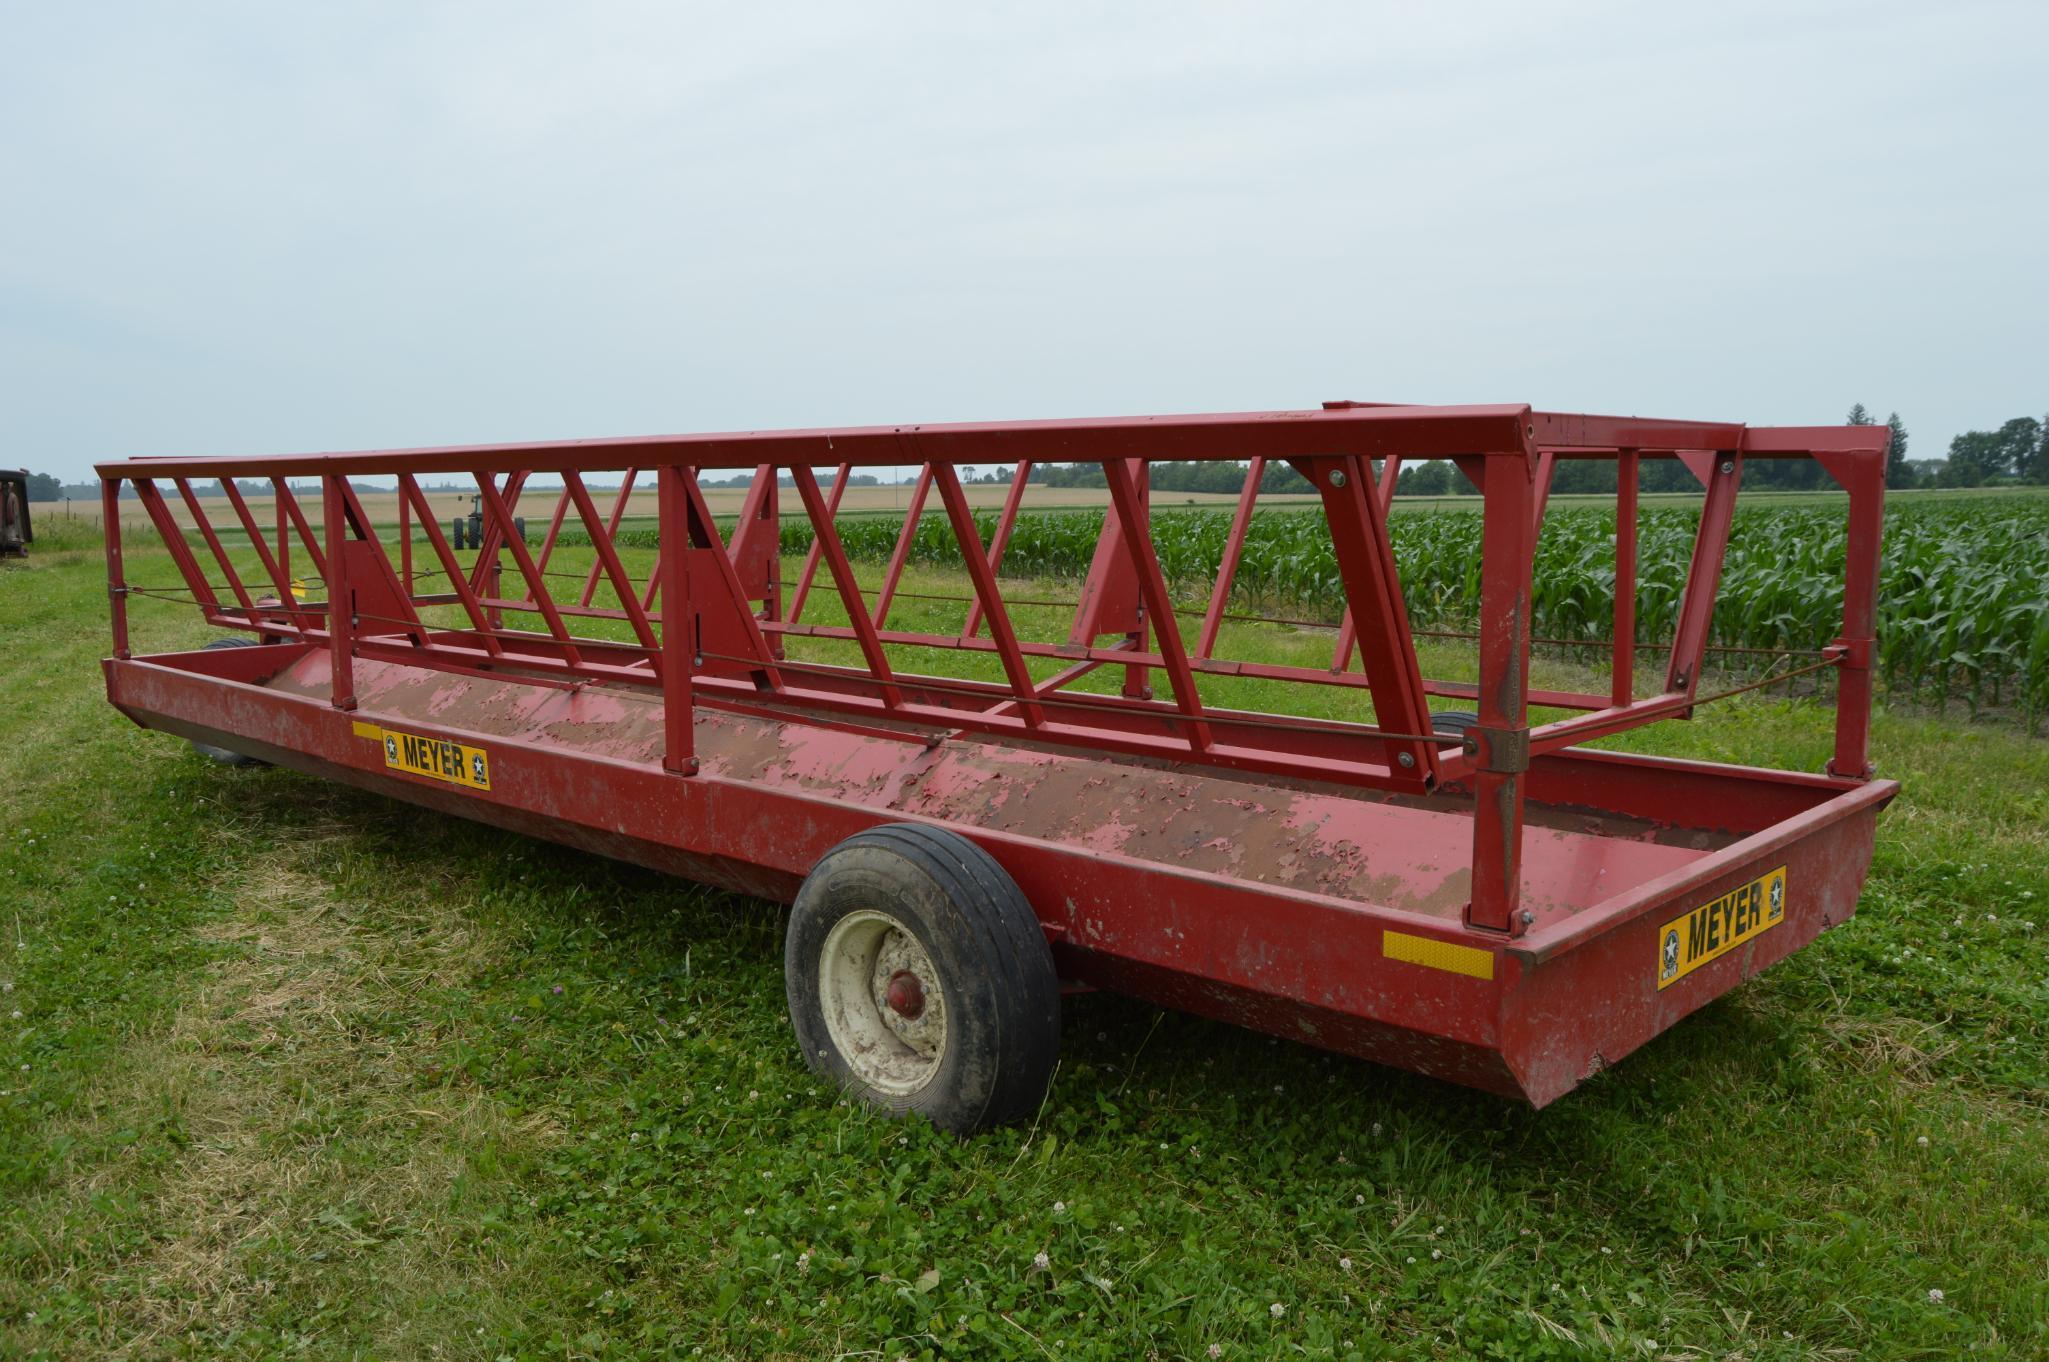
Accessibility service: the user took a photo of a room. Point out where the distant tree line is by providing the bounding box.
[20,406,2047,505]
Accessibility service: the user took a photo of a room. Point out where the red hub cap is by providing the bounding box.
[884,970,926,1020]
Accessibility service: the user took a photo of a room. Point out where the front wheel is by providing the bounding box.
[785,824,1059,1135]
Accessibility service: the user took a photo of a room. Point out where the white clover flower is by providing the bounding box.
[1354,1194,1364,1205]
[1207,1347,1222,1360]
[1370,1122,1382,1136]
[1033,1251,1050,1270]
[1916,1136,1930,1147]
[1053,1200,1065,1214]
[1269,1303,1285,1319]
[1405,1256,1416,1265]
[1431,1249,1442,1261]
[797,1251,811,1273]
[1338,1257,1353,1272]
[1927,1288,1945,1304]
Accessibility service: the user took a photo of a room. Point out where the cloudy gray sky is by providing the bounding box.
[3,1,2043,483]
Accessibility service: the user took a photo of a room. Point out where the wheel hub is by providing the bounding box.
[817,909,949,1095]
[884,970,926,1019]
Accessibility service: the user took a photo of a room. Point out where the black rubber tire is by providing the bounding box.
[1431,709,1480,739]
[190,638,269,767]
[451,517,468,551]
[785,824,1060,1135]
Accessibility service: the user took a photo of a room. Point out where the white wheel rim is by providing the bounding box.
[818,908,948,1095]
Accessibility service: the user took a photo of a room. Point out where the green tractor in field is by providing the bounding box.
[449,492,525,552]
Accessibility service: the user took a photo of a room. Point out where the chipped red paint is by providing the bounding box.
[97,403,1897,1106]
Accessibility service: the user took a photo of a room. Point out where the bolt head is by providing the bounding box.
[1397,751,1416,768]
[1330,469,1347,487]
[1720,461,1735,474]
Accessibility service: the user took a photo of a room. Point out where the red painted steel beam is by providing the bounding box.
[873,465,932,630]
[323,475,356,711]
[1299,455,1432,783]
[1465,453,1537,934]
[1664,454,1742,699]
[1196,455,1263,660]
[787,466,904,707]
[962,459,1034,640]
[1612,449,1638,708]
[95,404,1539,480]
[658,466,696,774]
[1813,443,1886,777]
[397,476,503,655]
[931,463,1045,727]
[577,469,640,608]
[786,463,849,624]
[103,478,129,659]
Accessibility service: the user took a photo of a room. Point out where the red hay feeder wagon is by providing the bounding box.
[97,403,1896,1131]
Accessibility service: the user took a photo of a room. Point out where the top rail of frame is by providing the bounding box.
[95,405,1893,483]
[97,405,1543,480]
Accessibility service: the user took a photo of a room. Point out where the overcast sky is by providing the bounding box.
[3,1,2043,483]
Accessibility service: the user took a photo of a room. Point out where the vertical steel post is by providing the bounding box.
[1612,449,1638,708]
[103,478,129,659]
[323,474,357,711]
[659,466,696,774]
[1825,449,1884,778]
[398,479,412,597]
[1467,452,1536,934]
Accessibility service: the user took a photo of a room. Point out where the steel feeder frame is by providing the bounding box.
[97,403,1896,1109]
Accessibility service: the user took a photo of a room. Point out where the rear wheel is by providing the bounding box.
[785,824,1059,1134]
[1431,709,1479,739]
[190,638,268,767]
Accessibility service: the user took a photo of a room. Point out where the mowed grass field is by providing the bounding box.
[3,518,2047,1360]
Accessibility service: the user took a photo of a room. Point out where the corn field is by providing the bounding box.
[579,498,2049,728]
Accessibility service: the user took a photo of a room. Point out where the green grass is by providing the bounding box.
[2,532,2046,1360]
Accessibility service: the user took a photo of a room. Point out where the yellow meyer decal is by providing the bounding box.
[358,724,492,792]
[1383,930,1495,981]
[1657,865,1787,990]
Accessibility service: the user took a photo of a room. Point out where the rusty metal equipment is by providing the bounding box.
[0,471,30,557]
[96,403,1896,1128]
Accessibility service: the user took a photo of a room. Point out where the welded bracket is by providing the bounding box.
[1463,725,1530,775]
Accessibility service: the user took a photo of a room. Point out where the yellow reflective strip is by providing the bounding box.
[351,721,382,740]
[1383,930,1495,980]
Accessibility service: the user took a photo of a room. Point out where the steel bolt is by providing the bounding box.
[1330,469,1347,487]
[1520,910,1536,926]
[1720,461,1734,475]
[1397,751,1416,768]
